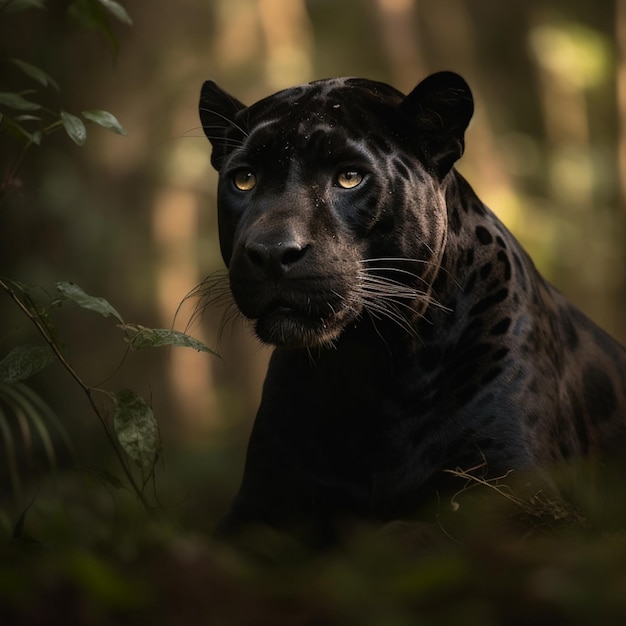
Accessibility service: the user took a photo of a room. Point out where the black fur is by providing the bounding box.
[199,72,626,541]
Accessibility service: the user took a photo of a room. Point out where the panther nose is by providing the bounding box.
[244,240,309,278]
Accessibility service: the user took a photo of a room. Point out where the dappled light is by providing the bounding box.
[1,1,626,623]
[1,0,624,459]
[258,0,314,87]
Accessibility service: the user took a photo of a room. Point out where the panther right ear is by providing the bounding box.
[199,80,247,171]
[400,71,474,179]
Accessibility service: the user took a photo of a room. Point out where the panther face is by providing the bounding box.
[200,74,473,348]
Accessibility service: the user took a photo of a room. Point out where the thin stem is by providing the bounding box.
[0,279,153,513]
[1,120,65,208]
[0,141,32,208]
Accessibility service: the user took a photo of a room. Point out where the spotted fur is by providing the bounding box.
[199,72,626,538]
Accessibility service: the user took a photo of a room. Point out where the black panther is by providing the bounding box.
[198,71,626,539]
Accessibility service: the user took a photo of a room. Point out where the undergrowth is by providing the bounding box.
[1,458,625,626]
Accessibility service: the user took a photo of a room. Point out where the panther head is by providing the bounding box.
[199,72,474,349]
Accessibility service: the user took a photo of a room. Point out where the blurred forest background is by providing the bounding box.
[3,1,626,623]
[2,0,626,531]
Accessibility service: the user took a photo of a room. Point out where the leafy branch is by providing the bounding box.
[0,0,220,523]
[0,279,216,513]
[0,0,130,206]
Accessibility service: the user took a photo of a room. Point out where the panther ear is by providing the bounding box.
[199,80,247,171]
[400,71,474,178]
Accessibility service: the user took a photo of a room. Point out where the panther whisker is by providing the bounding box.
[350,280,418,333]
[359,268,422,284]
[359,257,463,293]
[357,269,451,314]
[364,285,450,316]
[199,134,246,149]
[199,106,249,138]
[358,263,437,291]
[179,269,247,348]
[328,286,414,335]
[174,126,213,139]
[361,300,417,336]
[358,274,426,299]
[202,138,246,149]
[360,288,440,316]
[360,256,440,267]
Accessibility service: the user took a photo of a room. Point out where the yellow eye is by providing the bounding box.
[337,170,363,189]
[233,170,257,191]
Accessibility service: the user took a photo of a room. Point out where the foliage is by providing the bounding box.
[1,463,626,625]
[0,278,214,511]
[0,1,215,515]
[0,0,128,205]
[0,377,69,498]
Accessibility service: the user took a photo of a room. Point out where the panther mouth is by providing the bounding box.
[228,270,360,348]
[252,298,356,348]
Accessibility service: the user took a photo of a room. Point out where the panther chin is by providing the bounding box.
[253,304,355,349]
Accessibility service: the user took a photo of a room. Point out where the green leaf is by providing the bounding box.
[120,325,218,356]
[0,383,58,466]
[0,91,41,111]
[0,346,53,383]
[0,404,20,497]
[7,114,43,145]
[60,110,87,145]
[113,389,159,470]
[13,113,42,122]
[10,59,60,91]
[1,0,46,13]
[0,115,39,144]
[81,109,127,135]
[94,0,132,25]
[67,0,120,53]
[57,281,124,323]
[1,280,65,350]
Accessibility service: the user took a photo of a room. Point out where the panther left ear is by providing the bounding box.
[400,71,474,178]
[199,80,247,171]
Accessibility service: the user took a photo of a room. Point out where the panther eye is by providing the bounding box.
[337,170,363,189]
[233,170,257,191]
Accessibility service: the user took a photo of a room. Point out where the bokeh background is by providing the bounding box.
[2,0,626,521]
